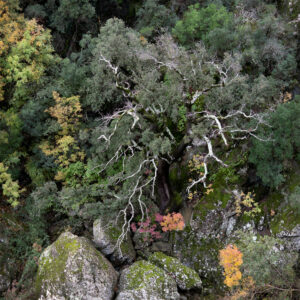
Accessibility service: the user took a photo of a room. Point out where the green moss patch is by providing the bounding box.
[173,227,225,293]
[35,232,110,295]
[106,225,132,255]
[149,252,201,290]
[35,233,81,293]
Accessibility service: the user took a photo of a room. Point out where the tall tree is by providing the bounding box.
[84,18,283,247]
[0,0,55,205]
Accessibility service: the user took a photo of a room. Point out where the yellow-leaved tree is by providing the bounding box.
[219,244,243,288]
[219,244,256,299]
[0,0,56,206]
[40,91,85,182]
[0,162,25,207]
[0,0,55,105]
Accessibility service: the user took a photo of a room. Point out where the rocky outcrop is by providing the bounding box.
[116,260,180,300]
[36,231,118,300]
[149,252,202,291]
[173,227,224,292]
[93,218,136,265]
[132,230,152,250]
[277,224,300,251]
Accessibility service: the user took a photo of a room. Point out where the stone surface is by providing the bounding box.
[172,226,225,293]
[133,230,152,250]
[150,241,172,254]
[93,218,136,265]
[149,252,202,290]
[36,231,118,300]
[116,260,180,300]
[277,225,300,251]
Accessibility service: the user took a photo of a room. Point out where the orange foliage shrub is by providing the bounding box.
[219,244,243,288]
[160,212,185,232]
[230,276,255,300]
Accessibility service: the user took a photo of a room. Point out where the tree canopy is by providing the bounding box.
[0,0,299,297]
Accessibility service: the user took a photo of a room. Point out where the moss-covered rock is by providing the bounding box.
[93,217,136,265]
[173,225,225,294]
[116,260,180,300]
[36,231,118,300]
[149,252,202,290]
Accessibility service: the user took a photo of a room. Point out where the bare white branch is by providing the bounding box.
[204,135,227,167]
[204,113,228,146]
[113,156,158,256]
[191,90,202,104]
[99,53,118,75]
[187,135,227,193]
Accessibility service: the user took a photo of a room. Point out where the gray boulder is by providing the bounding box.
[116,260,180,300]
[172,226,225,293]
[93,218,136,265]
[149,252,202,291]
[36,231,118,300]
[277,225,300,251]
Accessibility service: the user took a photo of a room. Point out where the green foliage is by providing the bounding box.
[24,158,48,187]
[237,231,297,289]
[24,4,47,19]
[39,91,86,184]
[172,3,233,47]
[50,0,96,34]
[236,2,296,78]
[135,0,177,38]
[30,181,59,215]
[177,105,187,132]
[3,19,55,106]
[0,195,50,295]
[0,162,24,207]
[288,186,300,213]
[84,18,141,112]
[249,97,300,188]
[0,109,23,161]
[0,2,298,296]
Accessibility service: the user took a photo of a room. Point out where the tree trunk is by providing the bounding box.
[157,137,190,213]
[157,159,172,213]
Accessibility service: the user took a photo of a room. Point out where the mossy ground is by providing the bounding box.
[262,168,300,234]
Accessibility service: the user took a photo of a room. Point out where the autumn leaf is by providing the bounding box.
[219,244,243,288]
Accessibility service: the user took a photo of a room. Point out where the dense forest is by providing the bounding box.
[0,0,300,299]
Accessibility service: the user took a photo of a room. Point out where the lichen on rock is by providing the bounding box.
[36,231,118,300]
[172,225,225,293]
[93,217,136,265]
[116,260,180,300]
[148,251,202,291]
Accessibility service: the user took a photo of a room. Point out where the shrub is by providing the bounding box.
[249,97,300,188]
[172,3,233,46]
[219,244,243,288]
